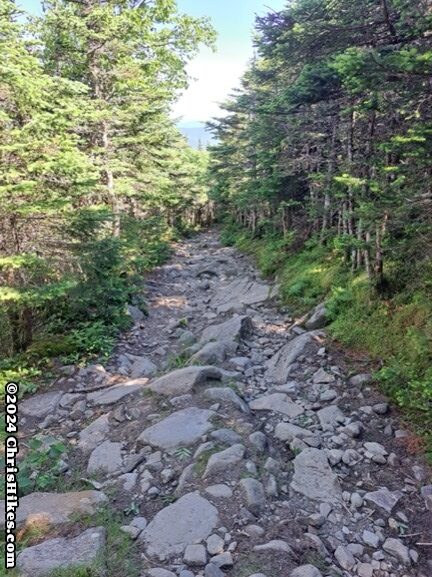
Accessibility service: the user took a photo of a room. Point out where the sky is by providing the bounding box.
[17,0,286,125]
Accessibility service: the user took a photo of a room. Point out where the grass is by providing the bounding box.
[223,225,432,457]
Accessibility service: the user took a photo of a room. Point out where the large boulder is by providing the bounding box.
[0,491,107,529]
[137,407,215,450]
[17,527,106,577]
[150,366,223,396]
[266,333,315,384]
[141,493,219,559]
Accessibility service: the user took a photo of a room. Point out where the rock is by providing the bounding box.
[207,534,225,556]
[305,303,328,330]
[274,422,318,444]
[320,389,337,402]
[317,405,344,428]
[349,373,372,386]
[210,552,233,568]
[204,387,249,413]
[205,485,233,499]
[78,413,110,453]
[87,440,123,475]
[244,524,265,538]
[364,442,388,456]
[383,537,411,565]
[239,478,266,515]
[357,563,374,577]
[178,330,197,348]
[21,391,63,419]
[130,356,157,378]
[121,525,141,539]
[138,407,215,450]
[362,530,380,548]
[291,448,342,504]
[88,380,147,405]
[148,570,177,577]
[210,428,242,445]
[211,278,271,313]
[421,485,432,511]
[291,566,323,577]
[373,402,389,415]
[184,544,207,566]
[141,492,219,558]
[191,341,234,364]
[205,563,225,577]
[266,333,314,384]
[334,545,355,571]
[16,527,105,577]
[204,444,245,478]
[249,393,304,418]
[0,490,106,529]
[127,304,145,322]
[364,487,403,513]
[249,431,268,453]
[254,540,293,555]
[199,315,253,345]
[179,572,195,577]
[150,366,223,396]
[312,368,335,384]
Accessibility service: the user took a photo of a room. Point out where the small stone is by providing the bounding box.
[291,565,323,577]
[239,478,266,515]
[357,563,374,577]
[362,530,380,548]
[349,373,372,386]
[148,570,177,577]
[207,534,224,556]
[351,493,363,508]
[184,544,207,566]
[364,488,402,513]
[210,552,233,568]
[243,524,265,538]
[205,485,233,499]
[373,403,389,414]
[249,432,268,453]
[254,540,293,555]
[334,545,355,571]
[120,525,141,539]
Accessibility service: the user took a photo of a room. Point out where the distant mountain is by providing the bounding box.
[178,122,215,149]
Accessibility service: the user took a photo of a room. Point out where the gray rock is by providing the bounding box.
[349,373,373,386]
[138,408,215,450]
[0,490,107,529]
[150,366,223,396]
[210,552,233,568]
[87,440,123,475]
[249,431,268,453]
[184,543,207,566]
[78,413,110,453]
[204,444,245,478]
[291,448,342,504]
[357,563,374,577]
[266,333,314,384]
[148,570,177,577]
[199,315,253,345]
[191,341,234,364]
[239,478,266,515]
[88,380,147,405]
[421,485,432,511]
[206,534,224,556]
[249,393,304,418]
[141,492,219,558]
[291,566,323,577]
[383,537,411,565]
[373,402,389,415]
[205,563,225,577]
[312,368,335,384]
[275,422,319,445]
[130,356,157,378]
[21,391,64,419]
[362,529,380,548]
[305,303,328,330]
[254,540,293,554]
[334,545,355,571]
[211,279,271,313]
[364,487,403,513]
[17,527,105,577]
[205,485,233,499]
[204,387,249,413]
[179,571,195,577]
[127,304,145,322]
[178,330,197,348]
[320,389,338,402]
[210,428,242,446]
[317,405,344,427]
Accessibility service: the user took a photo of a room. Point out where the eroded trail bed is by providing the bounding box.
[9,232,432,577]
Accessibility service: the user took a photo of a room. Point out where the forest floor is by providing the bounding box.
[4,231,432,577]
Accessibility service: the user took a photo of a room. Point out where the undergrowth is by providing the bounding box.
[222,223,432,456]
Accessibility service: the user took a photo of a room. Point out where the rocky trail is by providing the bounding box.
[6,231,432,577]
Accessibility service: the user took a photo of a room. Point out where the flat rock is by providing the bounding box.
[266,333,314,384]
[199,315,253,345]
[291,565,323,577]
[204,444,245,478]
[150,366,223,396]
[130,356,157,378]
[239,478,266,515]
[87,440,124,475]
[383,537,411,565]
[312,368,335,384]
[21,391,64,419]
[364,487,403,513]
[274,422,318,443]
[141,492,219,559]
[291,448,342,504]
[249,393,304,418]
[88,379,147,405]
[0,490,107,529]
[17,527,105,577]
[205,485,233,499]
[317,405,344,427]
[78,413,110,453]
[211,278,271,313]
[138,408,215,450]
[203,387,249,413]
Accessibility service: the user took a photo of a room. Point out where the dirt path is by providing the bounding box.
[9,231,432,577]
